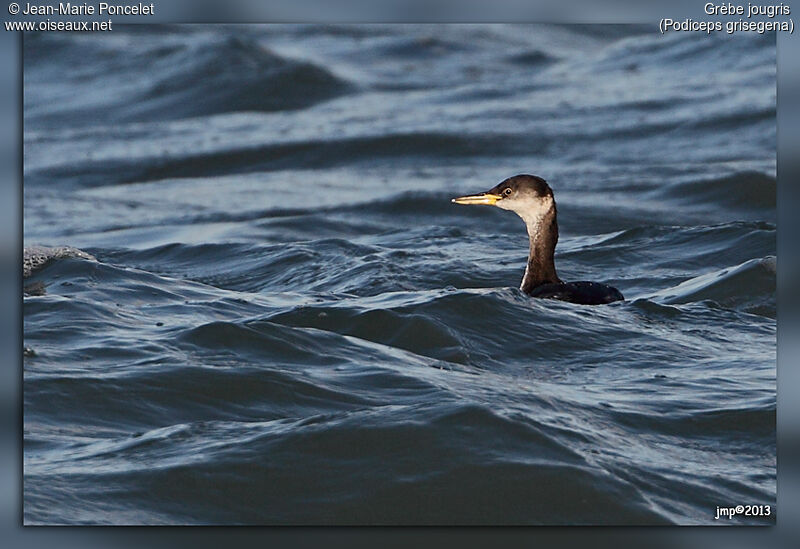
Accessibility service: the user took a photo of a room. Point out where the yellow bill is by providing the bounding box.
[451,193,503,205]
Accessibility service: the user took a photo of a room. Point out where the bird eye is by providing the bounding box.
[503,188,512,196]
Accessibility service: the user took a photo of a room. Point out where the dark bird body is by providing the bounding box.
[527,281,623,305]
[452,174,624,305]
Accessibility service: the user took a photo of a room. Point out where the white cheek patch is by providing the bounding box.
[495,200,514,211]
[499,196,553,236]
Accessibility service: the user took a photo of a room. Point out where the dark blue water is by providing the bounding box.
[23,25,775,525]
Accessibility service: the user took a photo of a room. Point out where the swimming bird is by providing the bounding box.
[452,174,624,305]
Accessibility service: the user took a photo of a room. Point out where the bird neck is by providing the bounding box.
[520,204,561,294]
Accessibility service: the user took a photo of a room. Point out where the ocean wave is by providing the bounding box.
[609,403,775,438]
[23,245,96,279]
[132,35,353,120]
[374,35,474,59]
[563,221,776,274]
[662,171,776,212]
[504,49,557,66]
[25,33,354,126]
[24,401,672,524]
[23,238,776,524]
[594,31,773,74]
[651,256,775,317]
[33,132,532,187]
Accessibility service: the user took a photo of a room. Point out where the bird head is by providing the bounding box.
[452,174,555,224]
